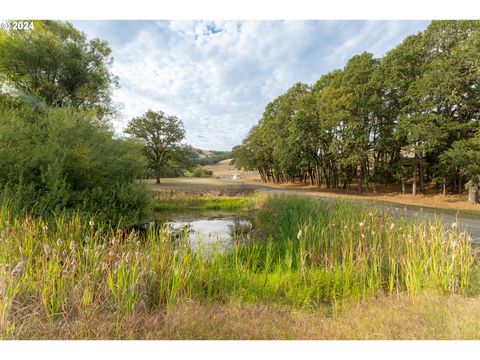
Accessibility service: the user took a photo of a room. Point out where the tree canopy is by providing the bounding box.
[0,20,118,116]
[233,20,480,203]
[125,110,188,184]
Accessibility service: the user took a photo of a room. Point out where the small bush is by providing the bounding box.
[189,166,213,178]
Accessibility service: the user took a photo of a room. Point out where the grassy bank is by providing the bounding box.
[0,194,478,339]
[13,293,480,340]
[151,191,256,211]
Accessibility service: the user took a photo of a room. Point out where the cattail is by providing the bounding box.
[72,284,81,300]
[451,222,458,229]
[11,261,24,276]
[389,223,395,231]
[56,238,64,247]
[297,229,302,240]
[70,241,76,252]
[89,220,95,227]
[359,222,365,228]
[85,235,90,243]
[43,244,52,256]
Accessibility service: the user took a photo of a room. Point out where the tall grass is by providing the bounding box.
[152,191,255,211]
[0,194,477,338]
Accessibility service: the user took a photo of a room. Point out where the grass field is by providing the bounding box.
[148,177,243,192]
[206,159,480,214]
[152,193,255,211]
[1,193,478,339]
[10,293,480,339]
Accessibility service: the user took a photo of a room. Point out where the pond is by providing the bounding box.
[155,210,255,253]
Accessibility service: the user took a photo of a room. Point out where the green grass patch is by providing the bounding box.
[152,193,255,211]
[0,193,478,338]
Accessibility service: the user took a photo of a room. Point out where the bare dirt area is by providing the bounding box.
[206,159,480,214]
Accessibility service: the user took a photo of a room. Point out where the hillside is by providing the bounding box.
[189,148,232,166]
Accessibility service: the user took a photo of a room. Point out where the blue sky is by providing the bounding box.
[72,20,430,150]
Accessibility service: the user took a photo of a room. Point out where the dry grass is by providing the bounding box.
[8,293,480,339]
[245,180,480,213]
[148,177,243,192]
[1,194,477,339]
[205,159,259,180]
[206,159,480,214]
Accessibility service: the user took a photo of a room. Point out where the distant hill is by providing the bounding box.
[188,148,232,166]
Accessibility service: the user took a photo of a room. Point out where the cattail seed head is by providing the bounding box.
[297,229,302,240]
[11,261,24,276]
[43,244,51,256]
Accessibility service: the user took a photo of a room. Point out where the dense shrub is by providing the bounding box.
[188,166,213,178]
[0,106,151,225]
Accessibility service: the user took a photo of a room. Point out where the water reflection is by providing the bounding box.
[159,212,253,253]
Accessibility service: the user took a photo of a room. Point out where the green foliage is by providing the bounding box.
[187,166,213,178]
[125,110,187,183]
[233,20,480,198]
[151,192,254,211]
[440,136,480,184]
[187,149,232,166]
[0,20,117,116]
[0,194,476,332]
[0,106,151,225]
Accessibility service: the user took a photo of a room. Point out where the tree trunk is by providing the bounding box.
[442,181,446,196]
[468,183,479,204]
[412,158,417,196]
[419,158,425,193]
[401,179,405,195]
[457,176,463,194]
[412,172,417,196]
[155,175,160,184]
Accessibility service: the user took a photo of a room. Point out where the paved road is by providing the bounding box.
[233,181,480,244]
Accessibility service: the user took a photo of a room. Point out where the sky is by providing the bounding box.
[72,20,430,151]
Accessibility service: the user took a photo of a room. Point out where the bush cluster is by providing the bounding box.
[0,106,151,226]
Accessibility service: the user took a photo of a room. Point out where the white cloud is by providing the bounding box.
[73,20,429,150]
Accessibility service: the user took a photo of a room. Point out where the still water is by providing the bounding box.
[156,210,254,253]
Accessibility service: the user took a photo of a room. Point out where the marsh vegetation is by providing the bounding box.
[0,193,478,339]
[1,20,480,340]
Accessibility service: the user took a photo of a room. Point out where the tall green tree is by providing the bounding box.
[233,20,480,204]
[125,110,186,184]
[0,20,118,116]
[440,136,480,204]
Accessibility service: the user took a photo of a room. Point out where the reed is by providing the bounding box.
[0,194,477,338]
[151,192,255,211]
